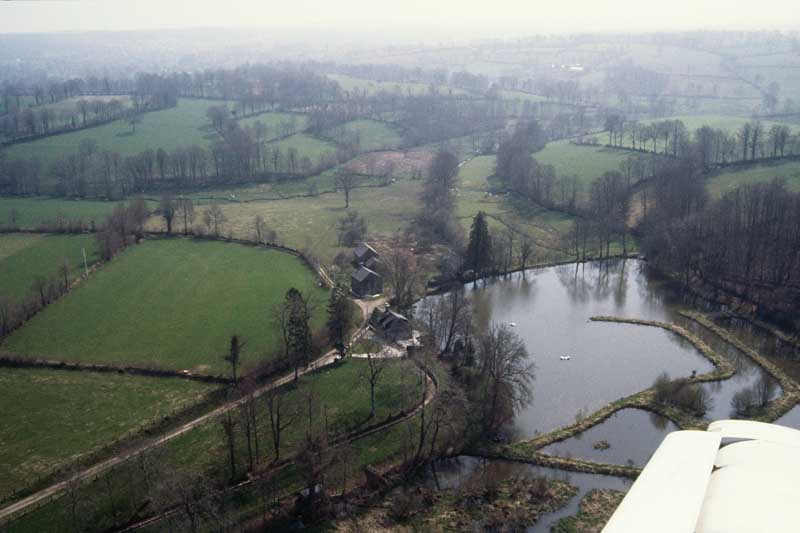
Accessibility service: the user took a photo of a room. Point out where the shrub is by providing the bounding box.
[652,373,711,416]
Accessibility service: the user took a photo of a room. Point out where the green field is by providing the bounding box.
[2,238,329,375]
[164,357,424,474]
[192,179,421,263]
[4,357,430,532]
[269,132,338,165]
[0,367,213,501]
[171,155,577,265]
[322,119,404,151]
[458,155,496,190]
[534,140,630,187]
[706,160,800,198]
[0,233,99,303]
[0,197,121,229]
[6,98,225,165]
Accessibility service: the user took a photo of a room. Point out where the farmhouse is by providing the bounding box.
[351,266,382,297]
[353,242,379,265]
[369,306,413,342]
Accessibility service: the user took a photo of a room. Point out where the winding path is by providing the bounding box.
[0,297,402,525]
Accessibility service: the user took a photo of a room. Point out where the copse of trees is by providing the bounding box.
[94,198,149,260]
[415,148,463,246]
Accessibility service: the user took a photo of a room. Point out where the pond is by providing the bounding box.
[775,405,800,430]
[422,259,716,437]
[675,318,780,421]
[713,316,800,382]
[538,408,677,467]
[425,455,631,532]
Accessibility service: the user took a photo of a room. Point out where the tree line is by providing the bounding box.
[1,73,180,142]
[600,115,799,167]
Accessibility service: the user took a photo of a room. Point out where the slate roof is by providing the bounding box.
[354,242,378,260]
[352,266,380,282]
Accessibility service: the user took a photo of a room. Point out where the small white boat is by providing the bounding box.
[509,322,517,327]
[560,355,571,361]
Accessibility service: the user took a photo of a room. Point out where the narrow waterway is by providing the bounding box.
[539,408,677,467]
[425,455,631,532]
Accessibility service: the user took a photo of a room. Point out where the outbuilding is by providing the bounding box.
[369,306,413,342]
[351,266,382,297]
[353,242,379,265]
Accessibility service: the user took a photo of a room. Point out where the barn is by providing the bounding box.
[353,242,379,265]
[369,306,413,342]
[351,266,382,297]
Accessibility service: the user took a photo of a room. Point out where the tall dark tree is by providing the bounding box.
[465,211,493,281]
[286,288,313,381]
[476,324,535,433]
[326,283,353,357]
[224,334,242,382]
[160,194,176,234]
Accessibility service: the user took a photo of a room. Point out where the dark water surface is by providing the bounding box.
[539,408,677,467]
[423,260,716,436]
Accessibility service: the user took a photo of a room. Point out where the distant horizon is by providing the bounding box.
[1,0,798,39]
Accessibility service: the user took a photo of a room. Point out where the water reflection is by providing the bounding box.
[422,259,716,436]
[776,405,800,430]
[420,259,796,440]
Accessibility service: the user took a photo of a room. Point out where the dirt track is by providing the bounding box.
[0,297,403,525]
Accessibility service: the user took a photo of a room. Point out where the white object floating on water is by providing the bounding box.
[560,355,571,361]
[509,322,517,327]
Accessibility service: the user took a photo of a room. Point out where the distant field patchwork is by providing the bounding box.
[6,98,227,165]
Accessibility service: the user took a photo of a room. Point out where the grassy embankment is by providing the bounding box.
[1,237,329,376]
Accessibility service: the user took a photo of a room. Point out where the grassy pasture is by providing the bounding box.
[458,155,496,191]
[0,233,99,303]
[268,132,337,164]
[706,160,800,198]
[322,119,404,151]
[190,179,422,264]
[5,98,224,165]
[534,140,630,189]
[0,196,120,229]
[4,358,429,532]
[176,153,577,265]
[165,357,424,473]
[1,238,329,375]
[0,367,213,501]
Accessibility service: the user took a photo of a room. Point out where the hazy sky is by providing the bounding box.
[0,0,798,36]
